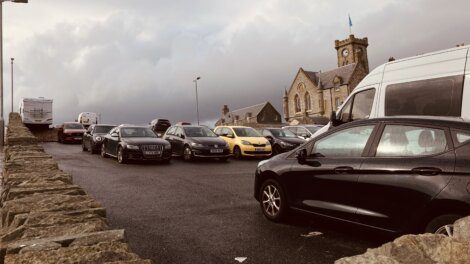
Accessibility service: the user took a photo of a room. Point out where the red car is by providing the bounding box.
[58,122,86,143]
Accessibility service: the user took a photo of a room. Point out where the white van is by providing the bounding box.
[315,44,470,136]
[19,97,53,127]
[78,112,98,128]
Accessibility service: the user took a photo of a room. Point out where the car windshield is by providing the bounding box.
[270,128,297,138]
[94,126,115,134]
[184,126,217,137]
[120,127,157,138]
[233,127,262,137]
[306,126,321,133]
[64,123,84,129]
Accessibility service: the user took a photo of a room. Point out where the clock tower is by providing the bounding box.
[335,34,369,73]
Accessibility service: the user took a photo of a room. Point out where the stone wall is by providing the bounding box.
[335,216,470,264]
[0,112,151,263]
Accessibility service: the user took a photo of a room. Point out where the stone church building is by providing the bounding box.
[283,34,370,124]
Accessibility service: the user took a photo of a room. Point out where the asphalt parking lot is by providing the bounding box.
[42,142,388,264]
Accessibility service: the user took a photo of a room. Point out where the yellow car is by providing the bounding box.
[214,126,272,158]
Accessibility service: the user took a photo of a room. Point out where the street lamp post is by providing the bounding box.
[10,57,13,113]
[193,76,201,125]
[0,0,28,147]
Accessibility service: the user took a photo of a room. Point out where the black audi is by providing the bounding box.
[258,128,306,155]
[255,117,470,236]
[163,125,230,161]
[82,124,116,154]
[101,125,172,164]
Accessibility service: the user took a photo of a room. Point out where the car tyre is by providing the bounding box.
[259,179,287,222]
[117,146,127,164]
[101,144,108,158]
[183,145,194,162]
[233,146,242,159]
[425,214,461,236]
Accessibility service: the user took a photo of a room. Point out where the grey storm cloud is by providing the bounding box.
[4,0,470,126]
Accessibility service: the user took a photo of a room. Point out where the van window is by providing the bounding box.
[339,88,375,122]
[385,75,463,117]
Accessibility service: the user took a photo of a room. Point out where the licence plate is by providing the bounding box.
[210,149,224,153]
[255,148,265,152]
[144,151,162,156]
[74,137,82,140]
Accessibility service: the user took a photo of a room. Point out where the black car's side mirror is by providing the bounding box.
[296,149,307,164]
[266,135,274,141]
[180,134,185,139]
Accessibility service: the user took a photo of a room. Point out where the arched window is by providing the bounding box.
[294,94,301,113]
[304,92,311,111]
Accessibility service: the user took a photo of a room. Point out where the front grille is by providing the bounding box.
[252,144,266,147]
[141,145,164,151]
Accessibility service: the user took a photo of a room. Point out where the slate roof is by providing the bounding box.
[221,102,269,124]
[304,63,357,89]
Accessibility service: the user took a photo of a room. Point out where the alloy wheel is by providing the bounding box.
[435,224,453,237]
[101,144,107,158]
[234,146,242,159]
[117,147,124,163]
[262,184,281,217]
[183,147,193,161]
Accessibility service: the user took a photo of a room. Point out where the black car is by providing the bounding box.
[101,125,172,164]
[255,117,470,236]
[149,118,171,137]
[259,128,306,155]
[82,124,116,154]
[164,125,230,161]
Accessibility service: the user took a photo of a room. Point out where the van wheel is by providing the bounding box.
[233,146,242,159]
[425,214,461,236]
[259,179,287,222]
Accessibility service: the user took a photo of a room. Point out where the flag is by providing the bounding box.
[348,14,352,27]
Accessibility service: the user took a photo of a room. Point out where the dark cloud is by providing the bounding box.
[4,0,470,126]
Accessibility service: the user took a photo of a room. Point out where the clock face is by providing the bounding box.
[342,49,349,57]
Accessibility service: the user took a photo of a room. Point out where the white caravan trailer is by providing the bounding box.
[314,44,470,136]
[78,112,98,128]
[19,97,53,128]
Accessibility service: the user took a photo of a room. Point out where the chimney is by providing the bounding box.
[222,105,229,116]
[388,57,395,62]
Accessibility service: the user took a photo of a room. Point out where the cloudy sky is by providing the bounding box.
[3,0,470,126]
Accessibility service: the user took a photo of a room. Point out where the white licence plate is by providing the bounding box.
[210,149,224,153]
[255,148,265,152]
[74,137,82,140]
[144,151,162,155]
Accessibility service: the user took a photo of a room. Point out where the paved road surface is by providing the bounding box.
[43,143,388,264]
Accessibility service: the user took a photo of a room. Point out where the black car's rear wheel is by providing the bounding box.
[425,214,461,236]
[259,179,287,222]
[117,146,127,164]
[183,146,194,162]
[101,144,108,158]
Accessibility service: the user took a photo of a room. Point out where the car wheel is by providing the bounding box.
[183,146,194,162]
[117,146,127,164]
[425,214,461,236]
[82,141,88,151]
[259,179,287,222]
[273,144,282,156]
[101,144,108,158]
[233,146,242,159]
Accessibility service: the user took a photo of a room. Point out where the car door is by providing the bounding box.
[107,127,120,156]
[356,122,455,232]
[285,123,378,221]
[173,127,185,155]
[164,126,177,153]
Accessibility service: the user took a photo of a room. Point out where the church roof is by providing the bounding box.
[304,63,357,89]
[216,102,276,125]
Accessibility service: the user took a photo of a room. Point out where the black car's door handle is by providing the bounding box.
[412,167,442,176]
[334,166,354,174]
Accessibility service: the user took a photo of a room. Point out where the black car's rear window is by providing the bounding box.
[94,126,115,134]
[121,127,157,138]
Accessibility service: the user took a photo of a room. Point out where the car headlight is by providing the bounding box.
[126,144,140,150]
[191,142,204,147]
[241,140,252,145]
[165,144,171,150]
[94,136,102,141]
[280,141,292,147]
